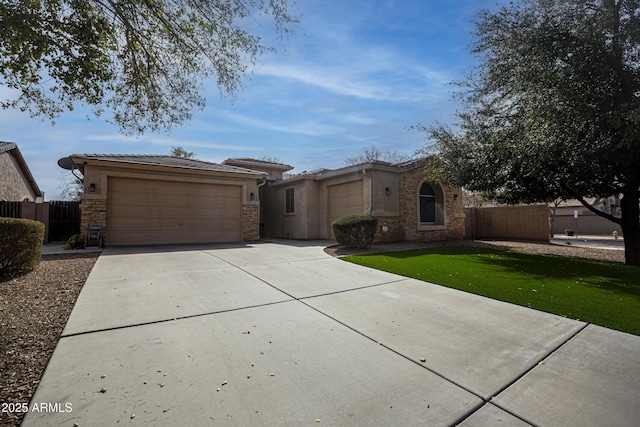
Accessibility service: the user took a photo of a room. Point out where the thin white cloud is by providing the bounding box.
[341,113,377,126]
[212,109,340,136]
[255,63,390,100]
[255,51,451,104]
[83,133,258,151]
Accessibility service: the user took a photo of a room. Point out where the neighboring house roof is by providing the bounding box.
[65,154,267,177]
[0,141,44,199]
[292,168,333,176]
[393,157,431,170]
[271,157,428,186]
[222,157,294,172]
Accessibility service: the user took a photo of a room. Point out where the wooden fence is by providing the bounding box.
[0,200,80,242]
[48,201,80,241]
[0,201,22,218]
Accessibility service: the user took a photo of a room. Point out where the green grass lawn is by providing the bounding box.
[343,246,640,336]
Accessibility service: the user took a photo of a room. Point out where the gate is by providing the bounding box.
[48,201,81,241]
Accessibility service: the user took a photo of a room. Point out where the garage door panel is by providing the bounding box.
[110,201,239,211]
[107,177,242,246]
[109,229,240,246]
[109,215,240,229]
[329,180,364,222]
[328,180,364,239]
[110,206,227,218]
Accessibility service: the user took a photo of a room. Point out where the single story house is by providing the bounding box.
[238,157,466,242]
[62,154,267,246]
[0,141,43,202]
[62,154,465,246]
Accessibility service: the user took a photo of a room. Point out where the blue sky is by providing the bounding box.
[1,0,499,200]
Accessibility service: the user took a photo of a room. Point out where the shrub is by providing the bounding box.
[65,234,84,249]
[333,214,378,249]
[0,218,45,276]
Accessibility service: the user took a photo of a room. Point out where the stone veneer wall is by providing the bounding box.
[79,197,107,243]
[373,216,405,242]
[397,167,465,242]
[242,203,260,241]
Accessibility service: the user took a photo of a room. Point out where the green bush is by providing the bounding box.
[65,234,84,249]
[0,218,45,276]
[332,214,378,249]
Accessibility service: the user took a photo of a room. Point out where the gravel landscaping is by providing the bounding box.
[0,240,624,426]
[0,253,99,427]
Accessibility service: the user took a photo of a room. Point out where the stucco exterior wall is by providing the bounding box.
[0,152,38,201]
[304,182,322,239]
[370,169,399,216]
[80,163,261,198]
[261,178,322,239]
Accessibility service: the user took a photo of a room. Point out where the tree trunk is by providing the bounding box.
[620,189,640,266]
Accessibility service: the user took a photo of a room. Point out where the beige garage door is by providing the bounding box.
[107,177,242,246]
[328,180,364,239]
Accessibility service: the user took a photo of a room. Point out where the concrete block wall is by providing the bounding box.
[552,213,622,236]
[10,201,50,242]
[465,205,549,241]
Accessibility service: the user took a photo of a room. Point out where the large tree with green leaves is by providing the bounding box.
[424,0,640,265]
[0,0,296,134]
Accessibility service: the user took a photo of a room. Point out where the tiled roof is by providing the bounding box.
[0,141,18,152]
[272,156,430,185]
[393,156,431,169]
[69,154,267,176]
[223,157,294,170]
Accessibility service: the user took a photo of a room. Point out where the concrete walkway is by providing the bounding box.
[41,241,104,255]
[23,240,640,426]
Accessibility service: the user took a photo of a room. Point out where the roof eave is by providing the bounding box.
[6,144,43,197]
[70,155,267,178]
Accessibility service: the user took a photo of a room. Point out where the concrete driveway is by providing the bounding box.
[23,241,640,426]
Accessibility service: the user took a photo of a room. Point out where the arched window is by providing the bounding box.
[419,183,437,224]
